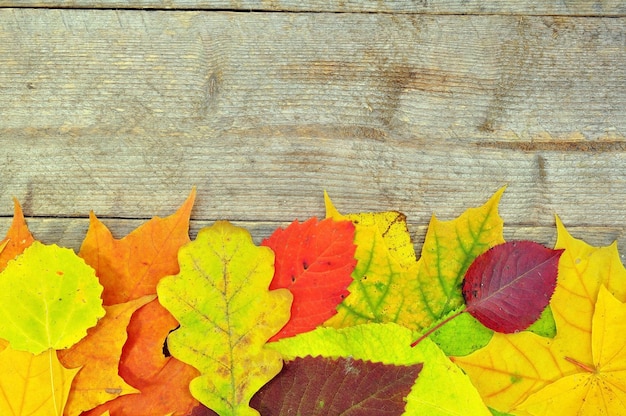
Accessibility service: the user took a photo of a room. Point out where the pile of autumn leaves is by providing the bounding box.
[0,187,624,416]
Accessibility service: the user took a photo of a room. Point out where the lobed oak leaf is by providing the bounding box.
[157,221,293,416]
[463,241,562,333]
[262,217,356,341]
[251,356,422,416]
[269,323,491,416]
[0,242,105,355]
[58,295,155,416]
[453,217,626,414]
[0,346,79,416]
[79,188,195,305]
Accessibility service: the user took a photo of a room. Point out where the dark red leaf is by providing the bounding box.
[462,240,563,333]
[250,356,422,416]
[262,217,356,341]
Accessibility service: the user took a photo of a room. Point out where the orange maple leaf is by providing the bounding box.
[79,189,196,305]
[78,190,201,415]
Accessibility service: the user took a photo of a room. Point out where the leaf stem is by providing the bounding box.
[564,356,596,373]
[411,309,466,348]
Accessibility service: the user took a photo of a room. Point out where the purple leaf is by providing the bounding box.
[250,356,422,415]
[462,241,563,333]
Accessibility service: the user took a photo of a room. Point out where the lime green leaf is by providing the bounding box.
[269,323,491,416]
[429,307,494,356]
[526,306,556,338]
[0,242,105,354]
[157,221,293,416]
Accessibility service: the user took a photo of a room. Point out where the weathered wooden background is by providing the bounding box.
[0,2,625,258]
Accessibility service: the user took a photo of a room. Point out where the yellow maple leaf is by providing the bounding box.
[453,216,626,414]
[0,347,79,416]
[516,285,626,414]
[323,188,504,331]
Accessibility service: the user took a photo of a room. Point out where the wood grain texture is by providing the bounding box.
[0,9,625,253]
[1,1,625,15]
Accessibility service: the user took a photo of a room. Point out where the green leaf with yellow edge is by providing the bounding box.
[269,322,491,416]
[452,216,626,414]
[413,187,505,330]
[0,242,105,355]
[157,221,293,416]
[323,188,505,335]
[0,346,79,415]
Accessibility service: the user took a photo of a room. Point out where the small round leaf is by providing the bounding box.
[0,242,105,354]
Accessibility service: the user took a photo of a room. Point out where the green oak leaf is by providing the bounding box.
[157,221,292,416]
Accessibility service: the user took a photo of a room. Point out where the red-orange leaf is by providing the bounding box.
[79,189,195,305]
[83,300,200,416]
[58,295,154,416]
[262,217,356,341]
[463,241,563,333]
[0,198,35,270]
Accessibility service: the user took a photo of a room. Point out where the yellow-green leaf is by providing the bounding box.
[0,242,105,354]
[323,188,505,333]
[157,221,293,416]
[269,323,491,416]
[412,187,505,330]
[0,346,79,416]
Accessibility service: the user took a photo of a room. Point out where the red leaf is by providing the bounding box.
[462,241,563,333]
[250,356,422,416]
[262,217,356,341]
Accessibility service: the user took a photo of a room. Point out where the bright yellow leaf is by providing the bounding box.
[453,218,626,414]
[516,286,626,414]
[0,347,79,416]
[157,221,293,416]
[324,191,416,268]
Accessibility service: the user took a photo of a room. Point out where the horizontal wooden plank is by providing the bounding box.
[9,217,626,258]
[1,1,625,16]
[0,9,625,254]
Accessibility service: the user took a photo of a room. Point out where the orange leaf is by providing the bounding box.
[0,198,35,270]
[83,300,200,416]
[79,189,195,305]
[58,295,155,416]
[78,190,199,415]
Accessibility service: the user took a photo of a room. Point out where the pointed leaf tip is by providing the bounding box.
[463,241,563,333]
